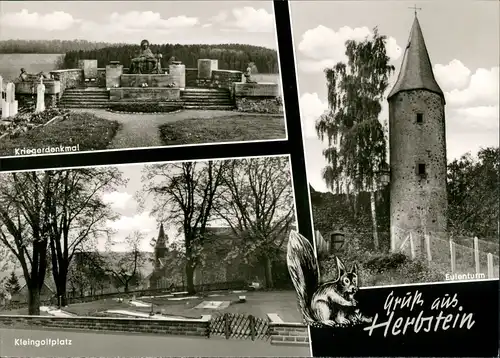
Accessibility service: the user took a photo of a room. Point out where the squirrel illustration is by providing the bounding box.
[287,230,372,327]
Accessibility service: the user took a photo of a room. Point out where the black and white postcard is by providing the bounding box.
[0,155,313,357]
[290,0,499,356]
[0,1,286,158]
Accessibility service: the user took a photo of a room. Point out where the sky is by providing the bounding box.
[85,155,293,253]
[291,0,500,192]
[0,1,278,48]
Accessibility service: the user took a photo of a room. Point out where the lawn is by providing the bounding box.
[159,115,286,145]
[0,112,120,156]
[47,290,302,323]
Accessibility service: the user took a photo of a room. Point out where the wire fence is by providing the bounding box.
[396,228,499,280]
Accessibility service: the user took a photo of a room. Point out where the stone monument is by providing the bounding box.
[169,61,186,90]
[244,63,257,84]
[2,82,18,118]
[36,77,46,113]
[129,39,162,74]
[197,59,218,79]
[106,62,123,88]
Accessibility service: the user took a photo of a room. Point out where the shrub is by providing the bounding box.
[110,103,182,113]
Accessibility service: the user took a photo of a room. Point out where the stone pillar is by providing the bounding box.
[1,101,9,119]
[106,63,123,88]
[79,59,98,81]
[0,75,4,112]
[36,82,46,113]
[4,82,18,117]
[197,59,218,79]
[169,62,186,90]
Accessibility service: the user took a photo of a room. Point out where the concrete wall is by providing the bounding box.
[389,90,448,252]
[0,315,210,337]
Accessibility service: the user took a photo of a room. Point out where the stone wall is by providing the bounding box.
[0,315,210,337]
[186,68,198,87]
[97,68,106,87]
[184,68,243,92]
[235,97,283,114]
[109,88,180,102]
[267,314,309,346]
[269,322,309,345]
[16,94,58,110]
[388,90,448,252]
[49,69,83,95]
[233,83,282,114]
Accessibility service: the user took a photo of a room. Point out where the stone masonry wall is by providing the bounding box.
[97,68,106,87]
[269,322,309,346]
[186,68,198,87]
[236,97,283,114]
[185,68,243,92]
[0,315,209,337]
[389,90,448,253]
[16,94,58,111]
[49,69,83,96]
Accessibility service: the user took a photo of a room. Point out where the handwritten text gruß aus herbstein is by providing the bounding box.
[363,290,475,337]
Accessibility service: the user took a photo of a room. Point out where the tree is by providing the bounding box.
[46,168,124,306]
[106,231,146,293]
[142,161,227,294]
[0,171,53,315]
[447,147,499,239]
[215,157,295,289]
[315,28,395,251]
[68,251,108,298]
[5,271,21,295]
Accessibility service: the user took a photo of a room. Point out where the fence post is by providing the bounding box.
[224,313,230,339]
[449,239,456,273]
[249,315,256,341]
[473,237,480,274]
[425,233,432,262]
[487,253,494,279]
[409,233,416,259]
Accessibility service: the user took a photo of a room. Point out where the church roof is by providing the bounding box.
[155,223,167,248]
[388,16,445,101]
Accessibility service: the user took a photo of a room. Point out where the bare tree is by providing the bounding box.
[0,171,53,315]
[46,168,124,306]
[215,157,295,289]
[141,161,227,294]
[106,231,146,293]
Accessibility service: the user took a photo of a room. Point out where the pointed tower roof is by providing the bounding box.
[155,223,167,248]
[388,16,444,102]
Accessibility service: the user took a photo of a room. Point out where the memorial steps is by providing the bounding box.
[59,87,236,110]
[180,88,235,110]
[59,88,110,109]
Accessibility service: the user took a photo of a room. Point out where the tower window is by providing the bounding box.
[417,163,426,177]
[416,113,423,123]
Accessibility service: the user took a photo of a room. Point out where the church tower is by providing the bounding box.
[388,15,448,254]
[154,223,168,269]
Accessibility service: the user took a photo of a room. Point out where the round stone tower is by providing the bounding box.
[388,15,448,254]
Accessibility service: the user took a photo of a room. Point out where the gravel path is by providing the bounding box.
[70,108,275,150]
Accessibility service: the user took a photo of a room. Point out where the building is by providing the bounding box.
[148,224,293,290]
[388,14,448,253]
